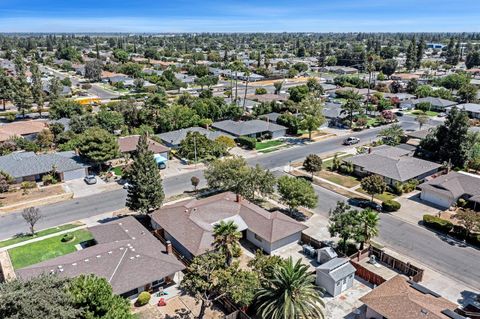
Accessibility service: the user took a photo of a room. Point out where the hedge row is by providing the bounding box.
[382,200,401,212]
[236,136,256,150]
[423,215,480,247]
[422,215,454,233]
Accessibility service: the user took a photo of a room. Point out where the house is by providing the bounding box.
[391,73,421,81]
[16,216,185,299]
[400,97,457,112]
[345,145,442,186]
[449,103,480,119]
[157,127,233,149]
[0,151,89,183]
[259,112,282,123]
[316,257,356,297]
[212,119,287,139]
[418,171,480,209]
[360,275,460,319]
[246,93,288,103]
[150,192,307,260]
[0,120,48,142]
[118,135,170,165]
[320,66,358,74]
[383,92,416,102]
[334,87,378,98]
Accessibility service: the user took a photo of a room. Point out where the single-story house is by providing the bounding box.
[418,171,480,209]
[150,192,307,260]
[359,275,460,319]
[400,97,457,112]
[345,145,442,186]
[259,112,282,123]
[42,82,72,97]
[157,127,233,149]
[316,257,356,297]
[448,103,480,119]
[246,93,288,103]
[16,216,185,299]
[390,73,421,81]
[0,120,48,142]
[118,135,170,164]
[383,92,416,101]
[320,66,358,74]
[0,151,89,183]
[333,87,378,99]
[175,73,197,84]
[212,119,287,139]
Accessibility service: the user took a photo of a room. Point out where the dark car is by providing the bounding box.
[343,137,360,145]
[158,162,166,170]
[83,175,97,185]
[394,111,404,117]
[349,198,382,212]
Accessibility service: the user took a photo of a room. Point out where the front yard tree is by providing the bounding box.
[455,209,480,239]
[328,202,360,253]
[415,114,429,130]
[191,176,200,192]
[126,134,164,214]
[22,207,42,235]
[355,208,380,250]
[213,220,242,266]
[299,96,325,140]
[78,128,119,164]
[277,175,318,214]
[84,59,103,82]
[458,84,478,103]
[303,154,323,179]
[341,94,362,128]
[254,257,325,319]
[361,175,386,202]
[378,124,404,146]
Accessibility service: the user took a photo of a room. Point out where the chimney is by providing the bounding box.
[236,193,242,203]
[368,147,372,154]
[165,240,173,255]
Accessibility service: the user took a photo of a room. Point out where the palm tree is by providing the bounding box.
[242,70,251,110]
[255,258,324,319]
[212,220,242,266]
[356,208,380,250]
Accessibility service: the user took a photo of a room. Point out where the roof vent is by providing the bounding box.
[119,223,122,225]
[125,229,129,232]
[84,259,89,262]
[108,251,112,254]
[136,255,140,258]
[131,248,136,252]
[58,265,63,269]
[130,257,135,260]
[96,255,101,258]
[72,263,77,266]
[120,247,124,250]
[131,237,136,240]
[59,269,64,272]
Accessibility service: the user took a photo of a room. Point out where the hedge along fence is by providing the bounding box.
[236,136,256,150]
[422,215,480,247]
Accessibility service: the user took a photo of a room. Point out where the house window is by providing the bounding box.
[151,279,165,287]
[254,234,263,242]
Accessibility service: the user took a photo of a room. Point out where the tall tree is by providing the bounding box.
[30,62,45,117]
[77,127,119,164]
[0,69,14,111]
[13,74,32,117]
[299,96,325,140]
[416,38,425,70]
[341,93,362,128]
[361,175,386,202]
[355,208,380,250]
[84,59,103,82]
[405,37,417,71]
[328,201,360,253]
[277,175,318,213]
[213,220,242,266]
[125,134,164,214]
[303,154,323,179]
[254,257,324,319]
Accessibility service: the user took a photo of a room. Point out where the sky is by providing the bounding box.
[0,0,479,33]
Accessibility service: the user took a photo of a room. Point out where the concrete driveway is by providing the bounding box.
[64,177,110,198]
[391,191,443,225]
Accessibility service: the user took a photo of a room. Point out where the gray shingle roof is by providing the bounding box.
[157,127,233,147]
[16,216,185,295]
[317,257,356,281]
[406,97,457,108]
[212,119,287,137]
[418,171,480,200]
[0,151,88,179]
[346,145,442,182]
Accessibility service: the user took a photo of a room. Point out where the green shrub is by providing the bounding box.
[136,291,151,306]
[42,174,58,186]
[466,233,480,247]
[236,136,256,150]
[392,182,404,195]
[403,179,419,193]
[382,200,401,212]
[457,198,467,208]
[61,233,75,242]
[422,215,454,233]
[451,225,467,240]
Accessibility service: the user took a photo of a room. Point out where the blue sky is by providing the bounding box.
[0,0,479,33]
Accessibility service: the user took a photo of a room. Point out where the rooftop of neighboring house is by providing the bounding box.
[335,87,378,96]
[404,97,457,108]
[346,145,442,182]
[391,73,421,80]
[212,119,287,136]
[0,151,88,179]
[0,120,48,141]
[157,127,233,146]
[360,275,459,319]
[454,103,480,113]
[317,257,356,281]
[16,216,185,295]
[418,171,480,203]
[118,135,170,154]
[151,192,307,256]
[245,93,289,103]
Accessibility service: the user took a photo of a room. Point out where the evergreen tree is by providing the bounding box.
[405,37,417,71]
[445,38,460,66]
[126,134,164,214]
[30,62,45,117]
[416,38,425,69]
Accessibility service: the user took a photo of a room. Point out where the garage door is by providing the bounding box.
[421,190,451,208]
[63,168,86,181]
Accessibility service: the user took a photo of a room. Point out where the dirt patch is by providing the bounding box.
[0,184,66,207]
[315,170,360,188]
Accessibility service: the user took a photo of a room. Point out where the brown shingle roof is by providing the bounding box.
[360,275,458,319]
[16,217,185,295]
[118,135,170,154]
[0,120,47,141]
[151,192,307,256]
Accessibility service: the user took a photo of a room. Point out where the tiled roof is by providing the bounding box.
[0,120,47,141]
[118,135,170,154]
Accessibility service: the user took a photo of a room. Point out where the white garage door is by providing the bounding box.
[63,168,86,181]
[421,190,451,208]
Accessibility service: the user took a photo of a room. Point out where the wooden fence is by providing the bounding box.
[369,247,424,282]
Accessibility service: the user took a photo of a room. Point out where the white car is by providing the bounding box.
[343,137,360,145]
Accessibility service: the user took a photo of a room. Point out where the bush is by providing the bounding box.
[42,174,58,186]
[403,179,419,193]
[392,182,404,195]
[422,215,454,233]
[136,291,151,306]
[21,181,36,192]
[466,233,480,247]
[457,198,467,208]
[382,200,401,212]
[61,233,75,242]
[451,225,467,240]
[236,136,256,150]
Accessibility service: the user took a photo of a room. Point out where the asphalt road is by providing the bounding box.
[311,184,480,289]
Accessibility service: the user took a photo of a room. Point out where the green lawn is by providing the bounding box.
[111,166,123,176]
[8,230,93,269]
[408,110,439,117]
[316,170,360,188]
[0,223,82,248]
[256,140,284,151]
[358,188,397,202]
[322,153,352,170]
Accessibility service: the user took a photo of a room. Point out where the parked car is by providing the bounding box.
[394,111,404,117]
[349,198,382,212]
[343,137,360,145]
[84,175,97,185]
[158,162,166,170]
[438,112,447,117]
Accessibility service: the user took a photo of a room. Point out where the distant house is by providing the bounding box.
[334,87,378,98]
[118,135,170,164]
[449,103,480,119]
[0,120,48,142]
[150,192,307,260]
[345,145,442,186]
[42,81,71,97]
[320,66,358,74]
[212,119,287,139]
[0,151,89,183]
[382,92,416,102]
[419,171,480,209]
[157,127,233,149]
[391,73,421,81]
[359,275,459,319]
[400,97,457,112]
[246,93,288,103]
[316,257,356,297]
[16,216,185,299]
